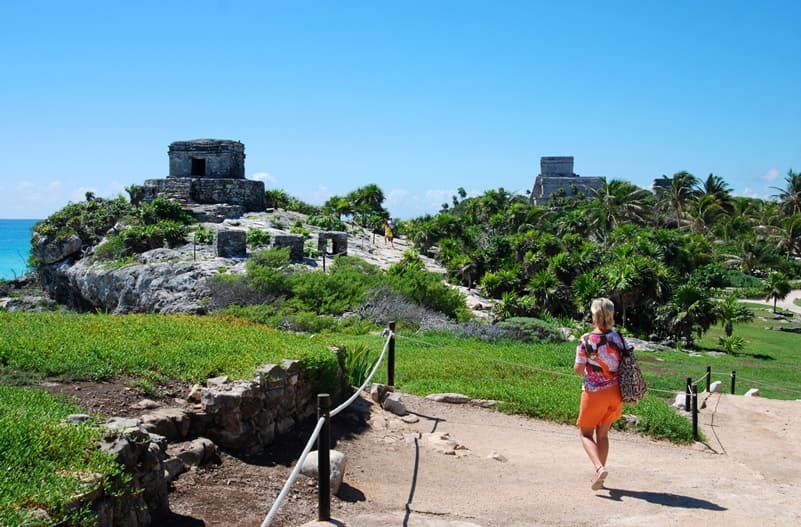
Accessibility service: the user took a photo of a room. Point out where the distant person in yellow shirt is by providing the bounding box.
[384,219,394,248]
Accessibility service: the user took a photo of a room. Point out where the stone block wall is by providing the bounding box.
[70,359,343,526]
[273,235,305,261]
[318,231,348,256]
[194,360,320,450]
[215,229,247,258]
[168,139,245,179]
[141,178,265,212]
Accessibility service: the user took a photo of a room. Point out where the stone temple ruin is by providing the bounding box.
[528,156,604,206]
[141,139,265,222]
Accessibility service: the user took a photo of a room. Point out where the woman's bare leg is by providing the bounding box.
[579,426,603,470]
[595,423,612,467]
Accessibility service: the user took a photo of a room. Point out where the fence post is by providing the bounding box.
[691,384,699,441]
[322,252,326,272]
[388,321,396,387]
[317,394,331,521]
[731,370,736,394]
[706,366,711,392]
[685,377,692,412]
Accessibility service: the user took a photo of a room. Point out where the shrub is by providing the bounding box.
[386,252,470,321]
[494,317,565,343]
[726,270,763,288]
[307,215,347,231]
[249,247,291,270]
[94,235,128,261]
[207,274,272,309]
[359,285,450,331]
[140,196,193,225]
[159,220,189,247]
[341,344,372,387]
[448,321,529,342]
[194,226,214,244]
[265,189,291,210]
[33,196,135,245]
[246,227,271,248]
[718,335,745,354]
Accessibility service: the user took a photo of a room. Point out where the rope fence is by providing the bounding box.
[260,323,395,526]
[260,325,799,523]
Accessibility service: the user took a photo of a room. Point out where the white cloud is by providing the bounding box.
[251,171,277,185]
[762,168,781,182]
[2,179,130,219]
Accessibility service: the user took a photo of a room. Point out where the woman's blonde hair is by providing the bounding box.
[590,297,616,331]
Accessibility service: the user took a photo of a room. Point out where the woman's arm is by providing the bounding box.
[574,362,586,376]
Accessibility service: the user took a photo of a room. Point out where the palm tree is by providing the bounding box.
[770,215,801,261]
[715,293,754,337]
[771,170,801,216]
[764,272,792,313]
[655,171,698,228]
[585,180,651,246]
[697,173,734,214]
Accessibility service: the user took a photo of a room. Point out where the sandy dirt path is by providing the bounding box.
[307,391,801,527]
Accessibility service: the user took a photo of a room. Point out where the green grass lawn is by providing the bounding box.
[2,308,800,524]
[0,385,125,527]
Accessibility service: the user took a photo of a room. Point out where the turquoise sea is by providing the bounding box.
[0,219,40,280]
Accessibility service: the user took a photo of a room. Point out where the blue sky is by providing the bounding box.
[1,0,799,220]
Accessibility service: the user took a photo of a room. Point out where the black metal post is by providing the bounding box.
[685,377,692,412]
[322,252,326,272]
[731,370,736,394]
[388,321,396,387]
[317,393,331,521]
[691,383,699,441]
[706,366,711,392]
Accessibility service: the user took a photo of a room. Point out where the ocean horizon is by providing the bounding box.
[0,218,40,280]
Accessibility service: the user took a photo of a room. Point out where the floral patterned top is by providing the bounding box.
[575,330,623,392]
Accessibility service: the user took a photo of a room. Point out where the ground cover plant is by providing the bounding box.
[0,385,126,526]
[2,306,800,522]
[331,331,695,443]
[0,312,340,389]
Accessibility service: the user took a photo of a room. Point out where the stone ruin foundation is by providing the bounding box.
[214,229,247,258]
[317,231,348,256]
[273,234,305,261]
[67,359,345,526]
[141,139,265,220]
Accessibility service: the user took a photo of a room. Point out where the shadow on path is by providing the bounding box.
[599,487,727,511]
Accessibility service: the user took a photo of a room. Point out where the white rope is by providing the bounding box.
[692,370,709,385]
[331,331,393,417]
[261,329,393,526]
[260,416,326,527]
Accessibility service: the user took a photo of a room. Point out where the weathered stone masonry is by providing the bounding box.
[72,359,344,526]
[142,139,265,213]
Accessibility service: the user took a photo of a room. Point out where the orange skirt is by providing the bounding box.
[577,386,622,428]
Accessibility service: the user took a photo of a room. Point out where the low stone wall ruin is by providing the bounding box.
[70,359,341,526]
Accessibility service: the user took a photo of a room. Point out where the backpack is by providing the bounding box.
[616,336,647,404]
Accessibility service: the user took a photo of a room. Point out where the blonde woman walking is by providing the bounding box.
[574,297,624,490]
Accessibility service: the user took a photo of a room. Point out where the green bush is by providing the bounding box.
[386,252,470,321]
[495,317,565,343]
[249,247,291,270]
[194,225,214,244]
[33,196,135,245]
[341,344,372,387]
[246,227,271,248]
[307,215,347,231]
[265,189,291,210]
[94,235,128,261]
[140,196,193,226]
[159,220,189,247]
[725,270,762,288]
